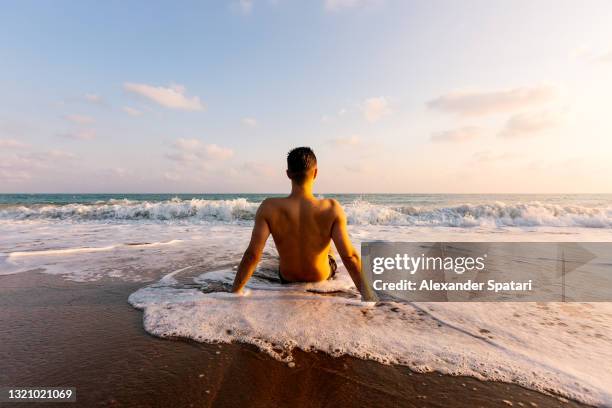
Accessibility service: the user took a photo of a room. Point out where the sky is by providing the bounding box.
[1,0,612,193]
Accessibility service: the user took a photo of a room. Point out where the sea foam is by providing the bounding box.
[0,198,258,223]
[129,266,612,406]
[2,198,612,228]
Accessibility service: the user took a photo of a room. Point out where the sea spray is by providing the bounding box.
[2,197,612,228]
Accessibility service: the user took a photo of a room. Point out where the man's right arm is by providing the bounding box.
[231,201,271,294]
[330,200,378,302]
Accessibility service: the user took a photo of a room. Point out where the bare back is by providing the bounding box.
[232,190,374,299]
[260,196,337,281]
[230,150,374,299]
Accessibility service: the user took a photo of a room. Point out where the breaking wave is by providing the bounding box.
[344,200,612,228]
[0,198,259,223]
[1,198,612,228]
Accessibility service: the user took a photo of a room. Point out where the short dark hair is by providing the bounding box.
[287,147,317,183]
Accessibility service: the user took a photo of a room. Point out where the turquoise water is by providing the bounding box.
[2,193,611,206]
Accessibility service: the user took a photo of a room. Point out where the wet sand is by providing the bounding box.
[0,272,590,408]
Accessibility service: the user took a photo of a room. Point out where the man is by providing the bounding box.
[231,147,376,301]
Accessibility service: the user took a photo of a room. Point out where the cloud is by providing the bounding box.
[241,161,275,177]
[330,135,361,146]
[205,144,234,160]
[344,163,370,173]
[499,110,562,138]
[95,167,132,179]
[165,151,197,163]
[164,172,181,181]
[363,97,390,122]
[123,106,143,117]
[58,129,96,141]
[472,150,519,163]
[2,149,76,170]
[84,93,102,103]
[325,0,377,11]
[570,45,612,63]
[430,126,483,143]
[166,138,234,163]
[0,138,29,149]
[597,51,612,63]
[428,85,557,116]
[321,107,348,123]
[60,93,106,108]
[0,155,36,174]
[570,44,592,60]
[241,117,257,127]
[0,148,77,185]
[124,83,205,111]
[233,0,253,14]
[45,149,77,160]
[0,168,31,183]
[64,114,94,124]
[173,138,202,150]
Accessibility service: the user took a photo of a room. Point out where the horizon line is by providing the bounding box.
[1,192,612,196]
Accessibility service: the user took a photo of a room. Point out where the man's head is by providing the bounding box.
[286,147,317,184]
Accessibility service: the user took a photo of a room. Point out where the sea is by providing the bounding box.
[1,193,611,406]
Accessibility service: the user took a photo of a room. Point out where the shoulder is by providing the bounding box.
[253,198,277,223]
[322,198,345,217]
[260,197,284,206]
[257,197,283,213]
[324,198,340,208]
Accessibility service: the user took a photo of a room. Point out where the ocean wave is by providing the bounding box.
[344,200,612,228]
[0,198,259,223]
[1,198,612,228]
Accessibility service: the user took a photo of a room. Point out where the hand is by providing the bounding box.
[231,288,251,296]
[361,287,379,303]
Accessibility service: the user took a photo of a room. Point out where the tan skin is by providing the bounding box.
[231,166,377,301]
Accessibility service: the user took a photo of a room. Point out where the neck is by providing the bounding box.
[290,182,314,198]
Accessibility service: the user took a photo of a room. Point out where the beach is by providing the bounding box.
[1,194,612,407]
[1,271,589,408]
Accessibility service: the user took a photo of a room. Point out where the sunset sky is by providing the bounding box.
[1,0,612,193]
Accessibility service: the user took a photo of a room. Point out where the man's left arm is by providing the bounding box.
[231,202,271,293]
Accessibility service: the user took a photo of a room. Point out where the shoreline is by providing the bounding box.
[0,271,591,407]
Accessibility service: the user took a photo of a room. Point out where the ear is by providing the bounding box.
[286,170,291,179]
[313,167,318,180]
